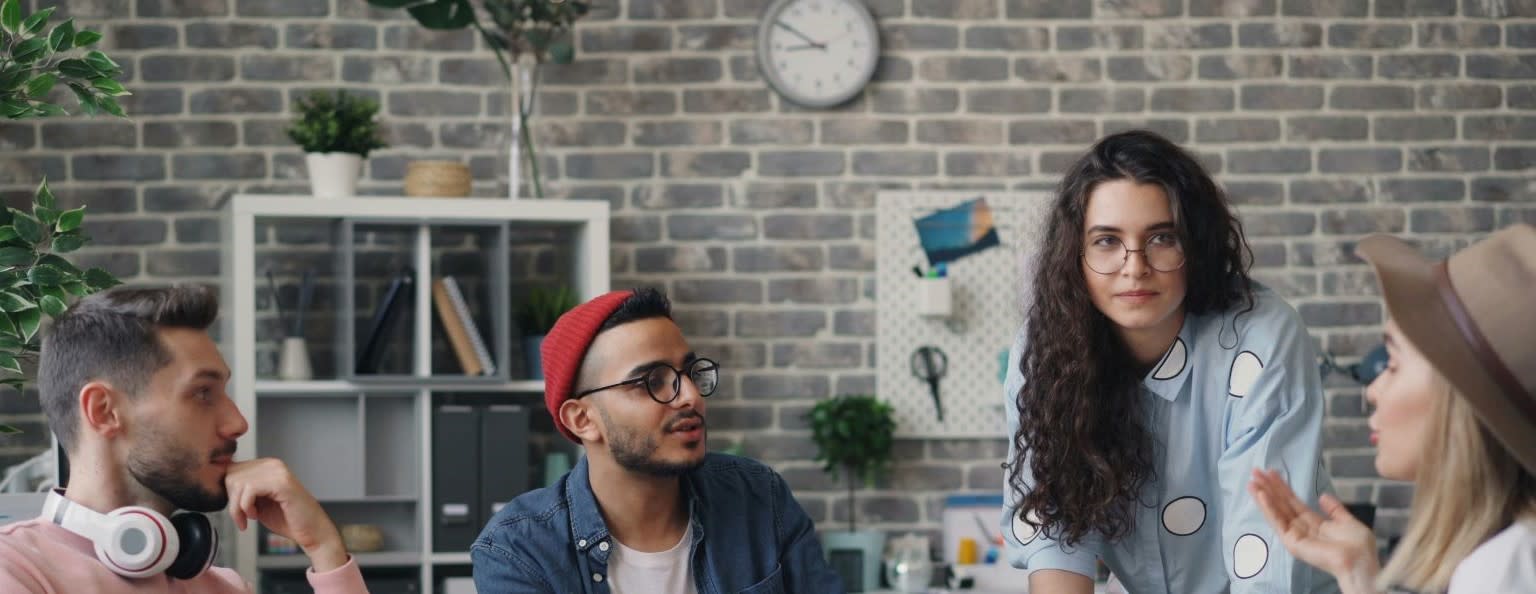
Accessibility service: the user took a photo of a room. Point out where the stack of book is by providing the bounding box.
[433,276,495,376]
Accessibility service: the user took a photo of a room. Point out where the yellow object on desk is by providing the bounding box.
[957,538,978,565]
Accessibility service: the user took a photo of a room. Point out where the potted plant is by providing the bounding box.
[809,394,897,592]
[514,285,576,379]
[0,0,123,436]
[286,90,387,199]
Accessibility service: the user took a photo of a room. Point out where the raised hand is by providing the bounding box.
[226,458,348,572]
[1248,468,1381,594]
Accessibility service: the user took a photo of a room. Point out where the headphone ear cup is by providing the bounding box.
[99,507,177,579]
[166,513,216,580]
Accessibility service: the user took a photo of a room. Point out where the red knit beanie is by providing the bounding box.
[542,290,635,443]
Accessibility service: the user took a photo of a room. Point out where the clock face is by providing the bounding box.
[757,0,880,109]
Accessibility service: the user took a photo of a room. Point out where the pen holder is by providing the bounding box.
[918,276,952,318]
[278,336,313,381]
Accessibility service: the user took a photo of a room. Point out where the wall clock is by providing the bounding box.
[756,0,881,109]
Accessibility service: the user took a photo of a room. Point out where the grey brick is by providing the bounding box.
[1418,23,1500,47]
[1005,121,1096,146]
[1287,116,1368,141]
[673,279,761,304]
[1375,0,1456,15]
[145,186,221,212]
[138,0,227,17]
[670,308,730,338]
[662,151,750,177]
[1229,149,1311,174]
[870,88,960,114]
[630,0,716,19]
[241,55,335,81]
[1040,151,1084,174]
[1328,393,1368,418]
[1241,84,1325,110]
[967,89,1051,114]
[634,57,722,84]
[40,122,135,149]
[1514,25,1536,48]
[1197,118,1280,143]
[742,432,823,461]
[1007,0,1091,17]
[1056,26,1142,51]
[1242,211,1317,237]
[704,404,774,431]
[965,26,1050,51]
[343,56,433,84]
[821,120,909,145]
[1321,270,1382,297]
[1495,147,1536,171]
[533,121,626,146]
[383,25,475,52]
[768,279,859,305]
[634,121,722,146]
[1464,116,1536,140]
[612,215,662,242]
[582,25,671,52]
[566,153,653,180]
[632,184,724,209]
[144,121,237,148]
[1148,24,1233,49]
[1239,23,1322,47]
[828,245,875,271]
[387,90,479,117]
[1322,423,1373,450]
[1151,87,1235,112]
[730,119,814,145]
[1512,85,1536,109]
[1412,207,1495,233]
[1501,207,1536,227]
[110,24,178,49]
[853,151,939,176]
[1060,89,1145,113]
[1300,302,1379,328]
[438,59,502,85]
[186,23,278,49]
[1374,115,1456,141]
[438,122,507,149]
[1331,85,1414,110]
[1288,55,1372,79]
[1292,179,1372,204]
[1379,55,1459,79]
[539,59,627,86]
[885,24,960,50]
[919,57,1008,82]
[1464,0,1536,17]
[677,25,753,50]
[944,151,1032,178]
[69,252,140,278]
[635,246,726,273]
[764,214,854,240]
[873,56,914,82]
[147,250,219,276]
[729,56,760,82]
[19,185,135,213]
[237,0,326,16]
[1328,24,1410,48]
[0,125,33,152]
[1284,0,1368,15]
[1409,147,1490,172]
[734,246,824,272]
[286,23,377,50]
[737,311,826,338]
[915,0,999,17]
[1320,209,1406,234]
[1223,181,1284,206]
[1199,55,1283,79]
[684,89,769,114]
[835,495,921,524]
[833,310,874,337]
[583,90,675,115]
[1474,178,1535,202]
[1418,83,1501,109]
[90,219,168,246]
[1191,0,1277,15]
[1108,56,1193,81]
[917,120,1004,145]
[1319,149,1401,174]
[1468,55,1536,80]
[1096,0,1183,17]
[141,55,235,82]
[1380,178,1467,202]
[1015,57,1102,82]
[188,89,280,115]
[72,155,164,182]
[760,151,844,177]
[883,464,966,491]
[174,153,265,180]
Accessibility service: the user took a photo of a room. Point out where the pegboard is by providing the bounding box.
[876,192,1053,438]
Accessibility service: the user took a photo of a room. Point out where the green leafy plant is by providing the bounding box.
[0,0,125,432]
[285,90,388,157]
[0,0,128,118]
[363,0,593,198]
[808,395,897,533]
[515,285,576,336]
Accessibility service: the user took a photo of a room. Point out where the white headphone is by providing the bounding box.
[40,489,217,579]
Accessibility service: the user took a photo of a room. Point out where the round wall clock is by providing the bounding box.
[756,0,881,109]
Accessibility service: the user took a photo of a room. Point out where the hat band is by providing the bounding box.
[1435,261,1536,418]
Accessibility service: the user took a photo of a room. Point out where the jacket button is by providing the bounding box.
[578,539,588,548]
[599,541,610,552]
[593,573,604,583]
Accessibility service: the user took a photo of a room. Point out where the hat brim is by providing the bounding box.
[1357,235,1536,476]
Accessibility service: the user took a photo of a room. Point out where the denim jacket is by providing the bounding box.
[471,453,845,594]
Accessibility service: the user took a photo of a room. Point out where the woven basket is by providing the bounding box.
[404,160,472,198]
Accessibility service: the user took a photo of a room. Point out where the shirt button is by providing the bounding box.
[578,539,588,548]
[593,573,604,583]
[599,541,610,552]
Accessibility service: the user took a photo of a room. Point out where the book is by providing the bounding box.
[442,276,495,375]
[355,269,413,375]
[432,278,483,376]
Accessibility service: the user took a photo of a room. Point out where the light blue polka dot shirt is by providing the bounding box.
[1002,286,1340,594]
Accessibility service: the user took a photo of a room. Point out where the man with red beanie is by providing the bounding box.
[471,287,844,593]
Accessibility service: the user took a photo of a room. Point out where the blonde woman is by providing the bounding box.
[1248,223,1536,593]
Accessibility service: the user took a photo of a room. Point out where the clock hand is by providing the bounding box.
[783,44,826,52]
[774,20,825,49]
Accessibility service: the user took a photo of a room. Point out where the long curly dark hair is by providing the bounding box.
[1008,130,1254,546]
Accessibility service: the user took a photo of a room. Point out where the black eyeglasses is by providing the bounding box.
[573,358,720,404]
[1083,232,1186,275]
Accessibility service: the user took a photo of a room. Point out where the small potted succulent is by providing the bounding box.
[809,394,897,592]
[286,90,387,199]
[514,285,576,379]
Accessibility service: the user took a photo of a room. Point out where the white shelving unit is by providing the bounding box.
[221,195,608,593]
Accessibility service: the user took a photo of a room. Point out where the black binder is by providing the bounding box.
[479,405,530,527]
[432,404,480,552]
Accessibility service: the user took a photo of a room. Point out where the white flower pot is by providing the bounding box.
[305,152,363,198]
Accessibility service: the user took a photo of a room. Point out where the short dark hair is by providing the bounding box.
[598,287,672,332]
[39,285,219,452]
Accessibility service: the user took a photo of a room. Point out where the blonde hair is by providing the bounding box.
[1377,380,1536,592]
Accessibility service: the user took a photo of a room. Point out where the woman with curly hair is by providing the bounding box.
[1002,130,1337,593]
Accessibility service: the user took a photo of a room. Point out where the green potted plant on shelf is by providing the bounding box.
[363,0,590,199]
[0,0,123,433]
[514,285,576,379]
[809,394,897,593]
[286,90,388,199]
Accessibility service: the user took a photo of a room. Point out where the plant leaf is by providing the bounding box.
[23,72,56,98]
[35,178,55,210]
[0,312,16,338]
[27,265,62,287]
[98,95,124,117]
[57,59,95,79]
[0,0,20,35]
[83,268,119,290]
[38,294,65,318]
[83,50,120,76]
[0,248,31,267]
[57,207,83,232]
[73,29,101,47]
[51,234,86,253]
[49,18,74,52]
[62,281,88,296]
[405,0,476,29]
[13,38,50,65]
[20,6,52,35]
[366,0,422,7]
[8,210,42,246]
[0,227,17,243]
[17,308,40,343]
[0,353,19,375]
[91,77,126,96]
[33,206,57,228]
[0,291,34,312]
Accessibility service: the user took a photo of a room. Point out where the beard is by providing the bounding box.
[600,408,706,478]
[125,424,234,513]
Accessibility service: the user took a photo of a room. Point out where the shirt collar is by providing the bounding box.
[563,453,708,553]
[1142,319,1195,402]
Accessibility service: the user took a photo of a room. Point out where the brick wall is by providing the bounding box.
[3,0,1534,546]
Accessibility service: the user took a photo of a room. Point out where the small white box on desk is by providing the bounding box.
[918,276,953,317]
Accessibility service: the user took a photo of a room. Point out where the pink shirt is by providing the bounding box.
[0,519,368,593]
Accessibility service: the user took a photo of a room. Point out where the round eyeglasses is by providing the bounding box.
[573,358,720,405]
[1083,232,1186,275]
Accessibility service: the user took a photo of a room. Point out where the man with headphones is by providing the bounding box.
[0,286,368,592]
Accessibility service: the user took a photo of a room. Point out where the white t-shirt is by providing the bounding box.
[1449,517,1536,593]
[608,526,697,594]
